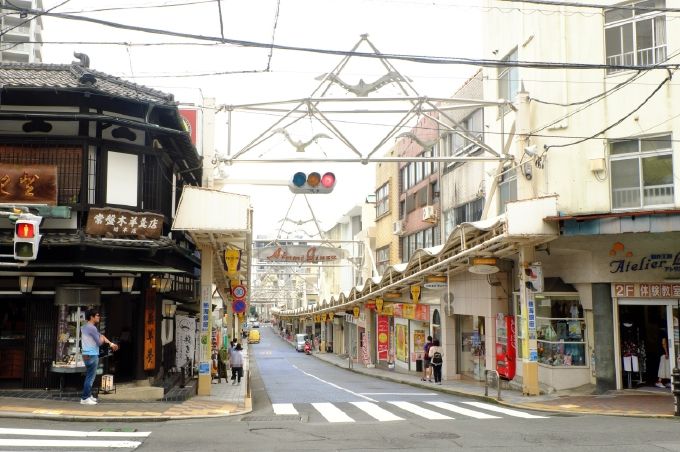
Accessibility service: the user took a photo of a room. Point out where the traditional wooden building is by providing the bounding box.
[0,56,201,390]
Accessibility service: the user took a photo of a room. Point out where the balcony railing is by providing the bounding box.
[613,183,673,209]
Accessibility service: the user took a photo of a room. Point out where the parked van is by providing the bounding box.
[295,333,308,352]
[248,329,261,344]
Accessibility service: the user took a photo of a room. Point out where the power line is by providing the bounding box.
[266,0,282,71]
[60,0,216,15]
[3,3,679,71]
[0,0,72,38]
[497,0,680,14]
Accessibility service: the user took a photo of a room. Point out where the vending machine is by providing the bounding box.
[495,313,516,380]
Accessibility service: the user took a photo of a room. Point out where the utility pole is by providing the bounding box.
[516,90,540,396]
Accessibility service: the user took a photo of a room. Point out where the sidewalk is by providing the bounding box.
[0,345,252,422]
[310,348,678,418]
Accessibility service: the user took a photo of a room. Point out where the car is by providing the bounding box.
[294,333,309,352]
[248,329,260,344]
[252,321,260,328]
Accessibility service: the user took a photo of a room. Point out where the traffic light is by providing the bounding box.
[13,214,42,261]
[288,171,336,194]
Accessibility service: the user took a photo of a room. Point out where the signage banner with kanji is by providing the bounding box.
[86,207,163,239]
[143,289,156,370]
[612,283,680,298]
[0,163,57,205]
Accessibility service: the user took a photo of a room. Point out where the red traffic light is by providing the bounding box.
[321,172,335,188]
[15,222,35,239]
[288,171,336,194]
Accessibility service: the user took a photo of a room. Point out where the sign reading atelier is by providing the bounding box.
[0,164,57,205]
[256,245,346,263]
[86,207,163,239]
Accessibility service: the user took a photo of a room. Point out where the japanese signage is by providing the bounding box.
[0,164,57,205]
[143,289,156,370]
[392,303,429,321]
[526,292,538,362]
[175,315,197,369]
[86,207,163,239]
[612,283,680,298]
[179,108,198,145]
[377,315,389,361]
[410,285,421,303]
[256,245,346,263]
[396,323,408,362]
[424,275,447,290]
[199,284,211,374]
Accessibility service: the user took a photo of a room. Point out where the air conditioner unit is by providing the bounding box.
[422,205,437,222]
[392,220,404,235]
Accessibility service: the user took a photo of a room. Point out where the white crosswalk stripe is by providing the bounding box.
[462,401,549,419]
[312,402,355,423]
[272,401,548,424]
[350,401,404,421]
[0,427,150,449]
[388,401,453,420]
[273,403,299,415]
[426,401,500,419]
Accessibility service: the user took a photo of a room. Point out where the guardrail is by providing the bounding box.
[484,369,502,400]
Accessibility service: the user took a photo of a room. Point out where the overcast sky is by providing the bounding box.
[41,0,483,237]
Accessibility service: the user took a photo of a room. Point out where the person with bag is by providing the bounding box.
[428,339,443,385]
[230,343,244,384]
[421,335,433,382]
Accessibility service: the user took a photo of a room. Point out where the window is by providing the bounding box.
[498,167,517,213]
[375,182,389,217]
[610,134,673,209]
[605,1,666,74]
[443,197,484,237]
[498,48,518,114]
[515,294,587,367]
[376,246,390,275]
[401,226,439,261]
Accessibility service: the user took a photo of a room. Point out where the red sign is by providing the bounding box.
[179,109,198,145]
[377,315,389,361]
[143,289,156,371]
[232,285,247,299]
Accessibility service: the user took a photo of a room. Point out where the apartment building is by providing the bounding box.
[0,0,43,63]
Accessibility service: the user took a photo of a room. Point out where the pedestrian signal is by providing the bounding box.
[13,214,42,261]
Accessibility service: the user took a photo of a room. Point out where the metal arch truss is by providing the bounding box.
[213,34,512,167]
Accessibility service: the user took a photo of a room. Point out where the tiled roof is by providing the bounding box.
[0,62,176,105]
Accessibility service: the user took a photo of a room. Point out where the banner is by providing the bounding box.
[143,289,156,370]
[175,315,197,368]
[377,315,389,361]
[396,323,407,362]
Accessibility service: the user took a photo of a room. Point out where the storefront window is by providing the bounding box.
[457,315,486,380]
[535,296,586,366]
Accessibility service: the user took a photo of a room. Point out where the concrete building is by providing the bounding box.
[0,0,43,63]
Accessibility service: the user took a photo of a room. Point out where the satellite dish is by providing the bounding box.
[468,257,500,275]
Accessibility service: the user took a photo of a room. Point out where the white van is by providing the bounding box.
[295,334,309,352]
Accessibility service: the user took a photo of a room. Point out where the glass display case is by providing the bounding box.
[52,285,101,369]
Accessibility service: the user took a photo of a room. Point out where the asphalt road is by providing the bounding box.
[2,325,680,451]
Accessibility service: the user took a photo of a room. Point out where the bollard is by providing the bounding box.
[673,368,680,417]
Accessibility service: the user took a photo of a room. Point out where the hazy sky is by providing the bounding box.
[41,0,483,237]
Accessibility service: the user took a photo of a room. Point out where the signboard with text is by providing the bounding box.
[86,207,163,239]
[612,283,680,298]
[0,163,57,205]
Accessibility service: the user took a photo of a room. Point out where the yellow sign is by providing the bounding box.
[321,313,327,322]
[225,249,241,275]
[402,303,416,319]
[382,303,394,316]
[376,297,384,313]
[410,285,421,303]
[328,311,335,320]
[352,306,360,318]
[384,291,401,299]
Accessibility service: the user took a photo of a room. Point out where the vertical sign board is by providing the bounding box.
[377,315,389,361]
[143,289,156,370]
[199,285,211,375]
[526,292,538,362]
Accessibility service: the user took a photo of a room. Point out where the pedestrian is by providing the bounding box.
[230,343,244,384]
[428,339,443,385]
[80,309,118,405]
[421,335,433,382]
[656,337,671,388]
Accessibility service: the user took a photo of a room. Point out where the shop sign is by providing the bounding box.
[86,207,163,239]
[381,303,394,316]
[423,278,447,290]
[526,292,538,362]
[612,282,680,298]
[375,297,384,313]
[179,108,198,145]
[377,315,389,361]
[608,242,680,274]
[225,249,242,275]
[328,311,334,320]
[365,300,376,310]
[410,285,421,303]
[392,303,429,321]
[321,313,327,322]
[143,289,156,370]
[352,306,360,318]
[0,163,58,205]
[384,291,402,300]
[256,245,346,263]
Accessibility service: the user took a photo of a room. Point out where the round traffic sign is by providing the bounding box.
[232,285,246,299]
[232,299,246,314]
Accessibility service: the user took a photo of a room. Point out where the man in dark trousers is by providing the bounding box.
[80,309,118,405]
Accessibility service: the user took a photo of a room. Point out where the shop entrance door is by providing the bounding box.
[618,301,675,390]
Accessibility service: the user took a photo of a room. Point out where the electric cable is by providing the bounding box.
[497,0,680,14]
[266,0,282,71]
[0,0,72,38]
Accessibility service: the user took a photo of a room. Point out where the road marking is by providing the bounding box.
[388,401,453,420]
[0,428,151,438]
[272,403,298,415]
[292,365,376,402]
[462,402,549,418]
[425,401,500,419]
[360,393,438,396]
[312,402,355,423]
[350,401,404,421]
[0,438,142,448]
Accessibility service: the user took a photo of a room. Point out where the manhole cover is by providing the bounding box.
[241,415,300,422]
[411,432,460,440]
